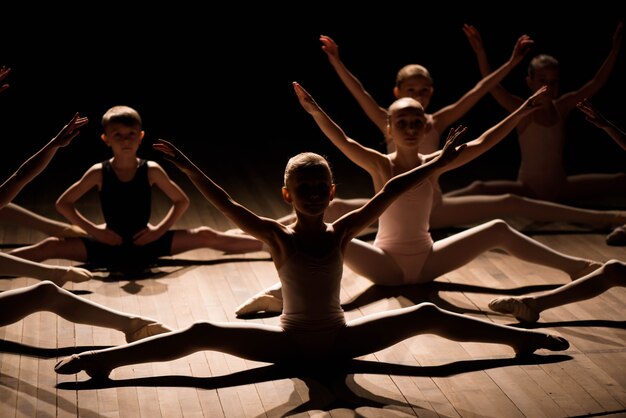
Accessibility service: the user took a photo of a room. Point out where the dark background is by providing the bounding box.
[1,4,624,207]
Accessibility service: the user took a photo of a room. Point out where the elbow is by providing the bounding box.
[178,196,190,212]
[55,197,64,212]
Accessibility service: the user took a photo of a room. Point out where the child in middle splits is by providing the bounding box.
[8,105,265,272]
[54,101,569,379]
[234,82,601,316]
[451,22,624,203]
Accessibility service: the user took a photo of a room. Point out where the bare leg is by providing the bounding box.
[443,179,531,198]
[234,220,601,316]
[420,219,600,282]
[55,321,291,378]
[170,227,265,255]
[559,172,626,201]
[430,194,626,230]
[0,252,91,285]
[8,237,88,263]
[0,203,87,238]
[0,281,171,341]
[489,260,626,322]
[337,302,568,359]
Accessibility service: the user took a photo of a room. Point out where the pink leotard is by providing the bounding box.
[279,231,346,333]
[373,156,435,283]
[517,106,567,200]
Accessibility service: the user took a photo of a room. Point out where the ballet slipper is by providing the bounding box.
[606,225,626,246]
[58,225,88,238]
[58,267,93,285]
[514,333,569,356]
[488,297,540,322]
[570,261,603,280]
[125,322,173,343]
[235,294,283,316]
[54,352,110,379]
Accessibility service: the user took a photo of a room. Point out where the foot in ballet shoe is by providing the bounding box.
[57,267,93,286]
[55,352,110,379]
[236,294,283,316]
[59,225,87,238]
[57,225,88,238]
[606,225,626,246]
[488,297,540,322]
[514,333,569,356]
[570,261,603,280]
[126,322,173,343]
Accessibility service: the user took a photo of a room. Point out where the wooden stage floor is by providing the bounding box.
[1,158,625,417]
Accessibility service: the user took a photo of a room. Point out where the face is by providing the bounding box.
[388,99,428,148]
[101,123,144,155]
[283,165,335,217]
[394,76,434,109]
[526,67,559,99]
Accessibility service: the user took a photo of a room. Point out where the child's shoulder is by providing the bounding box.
[145,159,165,171]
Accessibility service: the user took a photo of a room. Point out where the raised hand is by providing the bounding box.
[52,113,89,148]
[437,125,468,166]
[510,34,534,65]
[521,85,548,112]
[152,139,196,174]
[576,99,609,129]
[320,35,340,62]
[463,24,485,55]
[292,81,320,114]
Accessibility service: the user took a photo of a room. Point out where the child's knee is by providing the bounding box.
[32,280,61,296]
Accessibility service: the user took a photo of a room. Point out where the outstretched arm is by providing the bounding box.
[320,35,388,135]
[441,86,548,172]
[152,140,281,244]
[433,28,533,133]
[577,98,626,151]
[559,21,623,111]
[464,24,524,113]
[293,81,385,178]
[0,113,88,209]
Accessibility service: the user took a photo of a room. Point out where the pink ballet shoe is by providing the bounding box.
[235,294,283,316]
[570,261,602,280]
[488,297,540,322]
[57,225,88,238]
[59,267,93,285]
[514,333,569,356]
[126,322,172,343]
[54,352,110,379]
[606,225,626,246]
